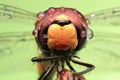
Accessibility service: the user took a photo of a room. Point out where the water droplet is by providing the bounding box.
[48,8,56,14]
[60,7,66,13]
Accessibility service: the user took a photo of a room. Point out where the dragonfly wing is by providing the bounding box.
[0,3,36,23]
[85,7,120,25]
[0,4,38,79]
[82,7,120,71]
[0,31,35,55]
[0,32,37,74]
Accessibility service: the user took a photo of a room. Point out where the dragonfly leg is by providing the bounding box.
[66,59,76,71]
[31,55,71,62]
[38,62,55,80]
[70,58,95,76]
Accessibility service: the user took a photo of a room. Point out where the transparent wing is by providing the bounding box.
[0,3,36,22]
[0,31,35,55]
[0,31,37,79]
[0,3,37,57]
[82,7,120,71]
[0,4,38,79]
[85,7,120,25]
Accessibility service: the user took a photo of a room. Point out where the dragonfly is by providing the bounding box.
[0,3,120,80]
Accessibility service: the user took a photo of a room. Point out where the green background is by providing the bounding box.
[0,0,120,80]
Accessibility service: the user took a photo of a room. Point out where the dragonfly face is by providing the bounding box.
[33,7,91,55]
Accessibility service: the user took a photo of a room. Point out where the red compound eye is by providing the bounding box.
[34,7,89,56]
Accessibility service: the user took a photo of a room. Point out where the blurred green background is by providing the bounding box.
[0,0,120,80]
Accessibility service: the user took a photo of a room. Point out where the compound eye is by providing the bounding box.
[87,29,94,40]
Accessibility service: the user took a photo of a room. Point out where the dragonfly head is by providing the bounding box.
[33,7,92,55]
